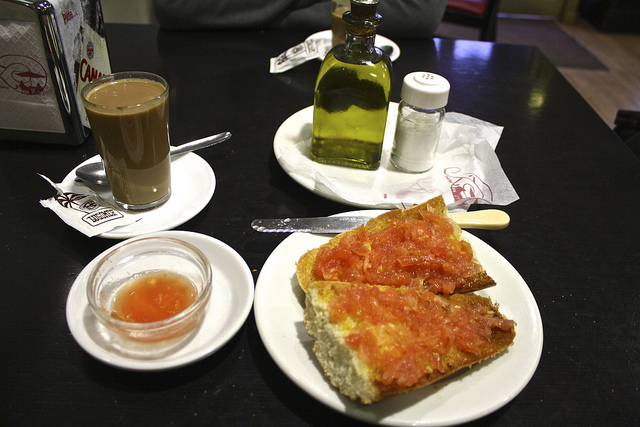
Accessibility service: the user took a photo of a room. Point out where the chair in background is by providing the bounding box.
[442,0,502,41]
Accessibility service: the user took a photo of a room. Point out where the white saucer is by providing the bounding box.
[65,152,215,239]
[66,230,254,371]
[307,30,401,62]
[254,211,543,425]
[274,105,514,210]
[273,103,399,209]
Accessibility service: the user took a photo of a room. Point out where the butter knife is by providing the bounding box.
[251,209,510,233]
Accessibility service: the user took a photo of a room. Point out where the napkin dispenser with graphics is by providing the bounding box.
[0,0,111,145]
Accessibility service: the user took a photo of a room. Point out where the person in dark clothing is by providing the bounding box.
[151,0,447,38]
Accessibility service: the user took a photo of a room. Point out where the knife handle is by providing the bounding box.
[450,209,510,230]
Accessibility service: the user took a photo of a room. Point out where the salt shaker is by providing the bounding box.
[390,72,450,173]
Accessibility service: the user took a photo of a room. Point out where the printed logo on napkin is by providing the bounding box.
[270,38,325,73]
[39,174,139,237]
[0,21,65,133]
[0,0,111,133]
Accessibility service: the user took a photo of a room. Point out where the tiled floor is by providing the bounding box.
[557,19,640,129]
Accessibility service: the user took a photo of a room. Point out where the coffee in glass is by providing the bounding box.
[82,72,171,211]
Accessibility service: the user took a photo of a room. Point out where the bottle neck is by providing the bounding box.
[344,31,377,52]
[334,7,383,63]
[343,5,381,40]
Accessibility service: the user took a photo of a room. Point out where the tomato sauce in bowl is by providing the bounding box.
[110,271,197,323]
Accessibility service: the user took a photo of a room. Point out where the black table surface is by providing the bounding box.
[2,24,639,426]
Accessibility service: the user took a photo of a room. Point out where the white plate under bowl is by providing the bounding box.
[307,30,401,62]
[65,152,215,239]
[66,230,254,371]
[254,210,543,426]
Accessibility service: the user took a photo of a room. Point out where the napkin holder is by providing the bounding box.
[0,0,111,145]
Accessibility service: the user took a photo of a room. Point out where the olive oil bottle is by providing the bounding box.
[311,0,391,170]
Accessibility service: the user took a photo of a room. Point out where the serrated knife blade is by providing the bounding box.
[251,216,370,233]
[251,209,510,233]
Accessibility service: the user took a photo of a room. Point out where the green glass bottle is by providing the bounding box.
[311,0,392,170]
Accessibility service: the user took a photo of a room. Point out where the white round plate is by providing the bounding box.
[273,103,399,209]
[64,152,215,239]
[307,30,401,62]
[66,230,254,371]
[254,211,543,426]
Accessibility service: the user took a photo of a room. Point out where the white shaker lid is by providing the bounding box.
[400,72,450,109]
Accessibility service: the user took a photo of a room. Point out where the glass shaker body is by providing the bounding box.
[390,72,450,173]
[391,101,445,173]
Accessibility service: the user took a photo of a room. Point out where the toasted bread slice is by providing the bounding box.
[296,196,495,295]
[304,281,516,404]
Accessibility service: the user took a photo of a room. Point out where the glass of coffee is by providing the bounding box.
[82,71,171,211]
[331,0,350,47]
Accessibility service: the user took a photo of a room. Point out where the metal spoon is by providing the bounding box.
[379,45,394,56]
[75,131,232,185]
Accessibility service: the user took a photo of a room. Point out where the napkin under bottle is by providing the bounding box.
[276,105,519,211]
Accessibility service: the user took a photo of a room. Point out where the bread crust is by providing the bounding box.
[304,281,516,404]
[296,196,496,294]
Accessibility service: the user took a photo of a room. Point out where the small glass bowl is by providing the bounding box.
[87,237,212,341]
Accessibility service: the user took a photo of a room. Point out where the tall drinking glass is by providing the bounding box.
[331,0,350,46]
[82,71,171,211]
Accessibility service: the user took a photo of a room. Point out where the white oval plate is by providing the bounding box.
[254,211,543,426]
[307,30,401,62]
[64,152,215,239]
[66,230,254,371]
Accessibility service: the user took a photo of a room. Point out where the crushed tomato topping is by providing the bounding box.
[327,284,515,387]
[314,210,480,295]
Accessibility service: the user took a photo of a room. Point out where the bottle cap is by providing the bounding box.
[400,72,450,109]
[350,0,379,20]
